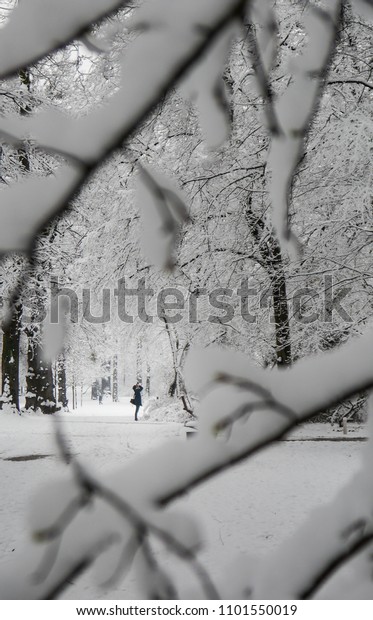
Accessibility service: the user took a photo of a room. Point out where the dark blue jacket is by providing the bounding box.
[133,385,143,405]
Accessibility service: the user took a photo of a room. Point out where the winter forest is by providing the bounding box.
[0,0,372,602]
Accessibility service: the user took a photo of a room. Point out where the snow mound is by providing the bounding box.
[144,397,192,423]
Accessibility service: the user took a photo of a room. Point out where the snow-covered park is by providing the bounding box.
[0,0,372,603]
[0,398,367,599]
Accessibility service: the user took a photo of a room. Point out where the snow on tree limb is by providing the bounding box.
[0,166,82,252]
[250,0,279,75]
[252,395,373,600]
[351,0,373,19]
[137,164,190,270]
[327,77,373,89]
[0,0,248,323]
[159,329,373,501]
[0,0,245,271]
[180,21,238,148]
[245,1,281,136]
[0,1,244,165]
[0,0,131,80]
[268,0,342,259]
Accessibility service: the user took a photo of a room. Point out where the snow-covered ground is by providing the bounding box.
[0,399,366,599]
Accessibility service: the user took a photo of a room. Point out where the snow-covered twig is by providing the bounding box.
[49,421,220,599]
[251,396,373,599]
[327,77,373,89]
[245,1,281,135]
[43,535,119,600]
[137,164,189,270]
[302,530,373,599]
[214,372,297,422]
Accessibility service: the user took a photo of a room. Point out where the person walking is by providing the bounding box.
[132,380,143,421]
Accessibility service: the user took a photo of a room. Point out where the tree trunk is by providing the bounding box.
[24,324,58,414]
[112,354,118,402]
[271,271,292,366]
[163,318,180,398]
[177,342,190,395]
[37,356,56,414]
[168,371,178,398]
[1,300,22,411]
[91,380,99,400]
[163,318,189,398]
[72,377,77,409]
[146,360,151,396]
[24,324,38,411]
[57,353,68,408]
[136,338,142,381]
[245,200,292,367]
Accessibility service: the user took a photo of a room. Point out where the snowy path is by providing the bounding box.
[0,404,365,599]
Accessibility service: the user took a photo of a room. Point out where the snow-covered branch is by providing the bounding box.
[0,0,131,80]
[0,0,245,268]
[252,396,373,600]
[137,164,190,270]
[268,0,342,258]
[0,165,82,253]
[327,77,373,89]
[245,0,281,135]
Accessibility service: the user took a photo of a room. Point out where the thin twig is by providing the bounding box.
[43,535,118,600]
[214,371,298,421]
[158,369,373,505]
[244,21,281,135]
[327,77,373,89]
[301,530,373,600]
